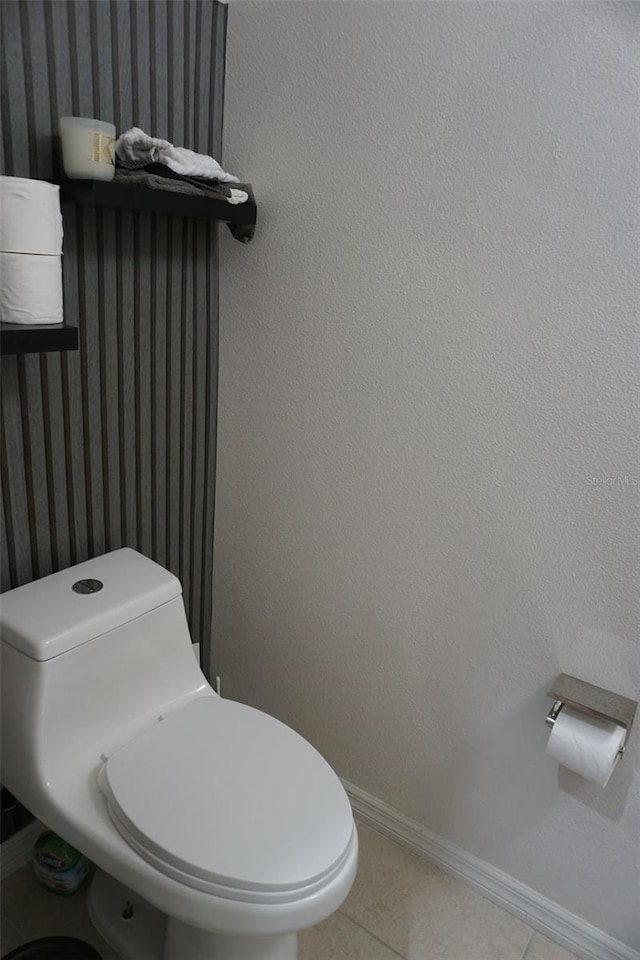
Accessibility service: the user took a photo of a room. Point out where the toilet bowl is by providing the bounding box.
[0,549,358,959]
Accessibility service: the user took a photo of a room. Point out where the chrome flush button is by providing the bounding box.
[72,578,103,595]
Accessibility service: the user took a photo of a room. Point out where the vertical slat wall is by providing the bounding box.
[0,0,226,655]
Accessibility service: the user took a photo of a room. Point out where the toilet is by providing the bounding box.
[0,549,358,960]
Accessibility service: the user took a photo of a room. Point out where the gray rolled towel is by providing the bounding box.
[113,168,255,243]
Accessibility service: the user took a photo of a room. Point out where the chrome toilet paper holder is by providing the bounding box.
[545,674,637,757]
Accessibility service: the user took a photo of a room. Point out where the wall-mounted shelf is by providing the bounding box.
[59,177,257,226]
[0,177,255,358]
[0,321,78,356]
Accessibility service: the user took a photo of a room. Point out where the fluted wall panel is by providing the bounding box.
[0,0,226,655]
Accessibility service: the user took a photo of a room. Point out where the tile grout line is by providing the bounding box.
[337,906,408,960]
[521,928,536,960]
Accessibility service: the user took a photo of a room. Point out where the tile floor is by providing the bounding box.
[1,823,579,960]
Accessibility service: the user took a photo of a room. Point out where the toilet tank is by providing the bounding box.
[1,548,182,662]
[0,549,209,807]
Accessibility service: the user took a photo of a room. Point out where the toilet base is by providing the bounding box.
[164,919,297,960]
[87,869,166,960]
[87,869,299,960]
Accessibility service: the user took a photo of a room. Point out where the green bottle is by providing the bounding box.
[32,831,90,896]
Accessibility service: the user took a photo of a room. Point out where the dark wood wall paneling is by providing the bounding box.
[0,0,227,656]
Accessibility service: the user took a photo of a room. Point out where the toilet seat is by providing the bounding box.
[98,697,355,905]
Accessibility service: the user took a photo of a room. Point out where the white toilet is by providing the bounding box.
[0,548,358,960]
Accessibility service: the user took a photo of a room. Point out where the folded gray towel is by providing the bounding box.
[115,167,230,198]
[113,168,256,244]
[115,168,197,192]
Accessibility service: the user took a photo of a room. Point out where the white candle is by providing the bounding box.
[59,117,116,181]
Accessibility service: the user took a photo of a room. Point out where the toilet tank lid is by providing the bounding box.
[0,549,182,661]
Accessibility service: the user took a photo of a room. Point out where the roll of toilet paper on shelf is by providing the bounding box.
[0,252,63,324]
[0,176,63,255]
[546,706,626,787]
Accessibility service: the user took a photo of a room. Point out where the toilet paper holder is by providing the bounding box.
[546,674,637,756]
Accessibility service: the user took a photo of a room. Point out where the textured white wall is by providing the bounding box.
[215,2,640,945]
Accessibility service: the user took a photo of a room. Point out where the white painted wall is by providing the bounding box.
[215,2,639,946]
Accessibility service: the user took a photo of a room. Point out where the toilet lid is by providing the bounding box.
[99,697,354,898]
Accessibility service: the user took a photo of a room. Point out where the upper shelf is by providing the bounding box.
[59,177,257,225]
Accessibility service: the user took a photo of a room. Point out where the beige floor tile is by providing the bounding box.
[343,823,533,960]
[300,911,402,960]
[1,827,544,960]
[1,865,119,959]
[524,932,579,960]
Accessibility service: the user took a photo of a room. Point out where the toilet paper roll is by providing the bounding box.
[0,177,64,255]
[546,706,626,787]
[0,252,63,325]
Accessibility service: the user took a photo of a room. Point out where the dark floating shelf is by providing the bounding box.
[0,321,78,356]
[59,177,257,225]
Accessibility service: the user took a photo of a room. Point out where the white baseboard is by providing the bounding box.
[342,779,639,960]
[1,819,44,880]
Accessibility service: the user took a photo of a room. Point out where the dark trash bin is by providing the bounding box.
[2,937,101,960]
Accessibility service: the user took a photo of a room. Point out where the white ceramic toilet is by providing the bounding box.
[0,549,358,960]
